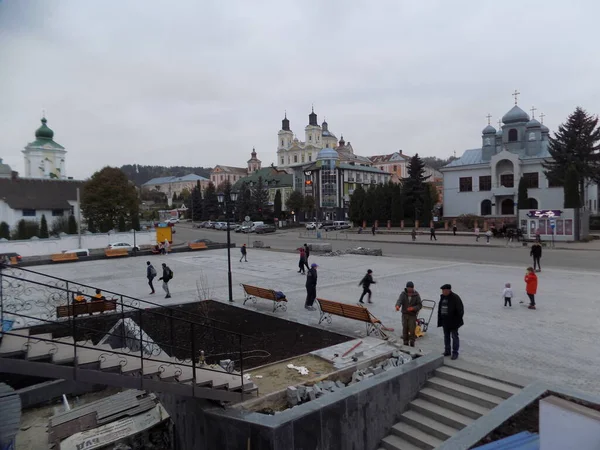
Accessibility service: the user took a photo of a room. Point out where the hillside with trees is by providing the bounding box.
[120,164,212,186]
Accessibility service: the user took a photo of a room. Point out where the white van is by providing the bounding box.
[334,221,351,230]
[250,221,265,232]
[64,248,90,257]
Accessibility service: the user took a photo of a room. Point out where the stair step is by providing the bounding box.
[0,329,30,356]
[381,434,423,450]
[435,366,520,399]
[401,409,459,441]
[419,387,490,419]
[51,338,77,364]
[410,398,473,429]
[74,344,116,365]
[99,351,140,371]
[25,334,55,360]
[427,377,504,408]
[391,422,443,450]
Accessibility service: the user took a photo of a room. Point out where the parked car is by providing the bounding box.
[318,221,334,230]
[64,248,90,257]
[305,222,317,230]
[1,252,22,265]
[189,238,214,245]
[167,218,180,224]
[240,225,252,233]
[107,242,139,251]
[254,224,276,234]
[334,221,352,230]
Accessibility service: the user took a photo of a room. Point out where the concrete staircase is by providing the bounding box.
[0,328,257,402]
[379,365,521,450]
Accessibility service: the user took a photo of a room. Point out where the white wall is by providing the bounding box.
[540,396,600,450]
[0,200,81,230]
[0,231,156,257]
[443,167,492,217]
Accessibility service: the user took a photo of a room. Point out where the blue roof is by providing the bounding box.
[444,142,551,169]
[472,431,539,449]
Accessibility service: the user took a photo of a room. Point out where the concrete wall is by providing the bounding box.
[540,396,600,450]
[0,230,156,257]
[17,379,107,409]
[158,353,443,450]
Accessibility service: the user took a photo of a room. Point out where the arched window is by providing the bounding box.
[527,198,538,209]
[501,198,514,215]
[481,200,492,216]
[508,129,518,142]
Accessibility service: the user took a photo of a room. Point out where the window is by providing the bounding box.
[317,136,320,141]
[380,166,384,171]
[22,209,36,217]
[301,155,305,163]
[294,155,298,163]
[479,176,491,191]
[308,155,312,162]
[309,135,312,141]
[527,198,539,209]
[481,200,492,216]
[501,199,514,215]
[393,165,397,172]
[523,172,539,188]
[325,144,329,148]
[281,140,284,146]
[52,209,64,217]
[281,157,284,165]
[500,173,514,188]
[459,177,472,192]
[508,129,518,142]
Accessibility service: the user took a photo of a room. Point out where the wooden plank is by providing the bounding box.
[105,248,129,257]
[51,253,79,262]
[188,242,208,250]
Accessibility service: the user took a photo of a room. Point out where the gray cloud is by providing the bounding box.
[1,0,599,179]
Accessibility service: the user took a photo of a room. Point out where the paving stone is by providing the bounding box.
[306,387,316,401]
[370,366,384,375]
[312,384,323,396]
[286,386,299,406]
[335,380,345,389]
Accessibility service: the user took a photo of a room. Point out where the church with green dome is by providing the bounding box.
[22,116,67,179]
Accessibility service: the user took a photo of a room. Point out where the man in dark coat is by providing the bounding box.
[303,243,310,269]
[146,261,157,294]
[530,242,542,272]
[358,269,376,304]
[304,263,318,310]
[437,284,464,360]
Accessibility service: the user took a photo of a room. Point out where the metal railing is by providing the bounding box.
[0,264,260,401]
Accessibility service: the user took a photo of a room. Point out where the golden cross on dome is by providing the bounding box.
[530,106,537,119]
[486,113,492,125]
[512,89,520,105]
[540,112,546,124]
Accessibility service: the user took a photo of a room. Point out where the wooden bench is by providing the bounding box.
[188,242,208,250]
[105,248,130,258]
[51,253,79,263]
[241,284,287,312]
[56,299,117,318]
[317,298,386,338]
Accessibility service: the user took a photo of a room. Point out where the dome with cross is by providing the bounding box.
[502,105,530,124]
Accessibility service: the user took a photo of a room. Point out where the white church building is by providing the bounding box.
[22,117,67,179]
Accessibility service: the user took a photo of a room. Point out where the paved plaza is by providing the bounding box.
[20,248,600,394]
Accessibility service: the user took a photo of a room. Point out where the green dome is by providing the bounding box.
[35,118,54,140]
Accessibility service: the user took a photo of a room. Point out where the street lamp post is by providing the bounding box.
[217,191,238,302]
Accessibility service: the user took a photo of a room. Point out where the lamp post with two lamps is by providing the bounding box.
[217,190,238,303]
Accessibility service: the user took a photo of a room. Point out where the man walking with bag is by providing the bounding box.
[304,263,318,311]
[395,281,422,347]
[158,263,173,299]
[146,261,157,294]
[438,284,464,360]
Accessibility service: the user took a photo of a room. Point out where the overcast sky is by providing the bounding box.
[1,1,599,179]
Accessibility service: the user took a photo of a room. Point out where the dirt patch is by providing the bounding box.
[247,354,335,396]
[471,391,600,448]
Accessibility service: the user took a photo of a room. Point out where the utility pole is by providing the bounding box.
[76,187,82,248]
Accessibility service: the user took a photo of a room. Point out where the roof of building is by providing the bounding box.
[322,130,337,139]
[482,125,496,134]
[212,165,248,175]
[526,118,541,129]
[317,147,339,160]
[0,158,12,176]
[502,105,530,124]
[338,163,388,174]
[142,173,208,186]
[443,142,551,169]
[369,152,408,163]
[233,166,292,189]
[25,117,65,150]
[0,178,85,209]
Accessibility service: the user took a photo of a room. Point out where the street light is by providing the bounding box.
[217,191,238,302]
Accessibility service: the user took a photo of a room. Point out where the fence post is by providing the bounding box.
[0,264,4,326]
[139,309,144,391]
[120,295,126,345]
[239,335,244,401]
[169,309,174,356]
[191,323,196,398]
[71,285,78,381]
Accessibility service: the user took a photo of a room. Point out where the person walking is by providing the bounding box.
[146,261,157,294]
[530,242,542,272]
[502,282,513,307]
[475,227,480,242]
[240,243,248,262]
[411,228,417,241]
[358,269,376,304]
[485,229,492,244]
[298,247,306,274]
[304,243,311,269]
[158,263,172,299]
[304,263,318,310]
[452,225,457,236]
[430,226,437,241]
[163,239,170,254]
[395,281,423,347]
[371,224,376,236]
[524,267,537,310]
[438,284,464,360]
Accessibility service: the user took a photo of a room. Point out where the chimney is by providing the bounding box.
[399,150,402,155]
[11,171,18,181]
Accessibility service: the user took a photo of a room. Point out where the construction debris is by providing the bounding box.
[322,247,383,257]
[287,363,309,375]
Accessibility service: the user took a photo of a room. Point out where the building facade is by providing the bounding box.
[142,174,210,199]
[233,166,294,211]
[210,149,263,187]
[441,102,561,220]
[22,117,67,179]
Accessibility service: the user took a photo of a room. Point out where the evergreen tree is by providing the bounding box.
[543,107,600,207]
[303,195,315,220]
[420,183,435,225]
[202,182,219,220]
[118,215,127,232]
[285,190,304,215]
[364,185,377,224]
[564,165,581,208]
[130,213,140,231]
[40,214,49,238]
[349,185,366,225]
[235,182,252,221]
[273,190,282,218]
[15,219,39,240]
[390,183,404,225]
[517,176,529,211]
[67,215,78,234]
[191,182,203,221]
[0,222,10,240]
[252,176,269,217]
[403,154,430,220]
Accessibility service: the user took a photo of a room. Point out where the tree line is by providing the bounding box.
[120,164,211,186]
[348,154,439,226]
[0,215,78,240]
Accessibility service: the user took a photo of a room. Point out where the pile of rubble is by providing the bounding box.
[286,350,413,407]
[322,247,383,257]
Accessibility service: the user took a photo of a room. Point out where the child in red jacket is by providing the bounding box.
[524,267,538,310]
